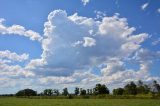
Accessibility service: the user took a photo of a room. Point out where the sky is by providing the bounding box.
[0,0,160,94]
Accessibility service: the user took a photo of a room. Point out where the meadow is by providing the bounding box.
[0,98,160,106]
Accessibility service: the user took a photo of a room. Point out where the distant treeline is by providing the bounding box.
[1,80,160,99]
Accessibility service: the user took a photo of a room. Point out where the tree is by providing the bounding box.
[16,89,37,96]
[124,81,137,95]
[113,88,124,95]
[143,84,150,94]
[136,80,149,94]
[74,87,79,96]
[151,80,160,94]
[53,89,59,96]
[137,80,143,86]
[62,88,69,96]
[87,89,90,95]
[89,89,93,95]
[80,89,86,95]
[43,89,53,96]
[94,84,109,95]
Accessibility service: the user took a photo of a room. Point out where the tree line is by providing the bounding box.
[113,80,160,95]
[14,80,160,97]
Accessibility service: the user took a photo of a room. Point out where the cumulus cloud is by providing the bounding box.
[0,50,29,62]
[1,10,160,92]
[0,62,34,78]
[81,0,90,6]
[141,3,149,10]
[0,50,34,83]
[83,37,96,47]
[26,9,149,80]
[0,18,40,90]
[0,19,43,42]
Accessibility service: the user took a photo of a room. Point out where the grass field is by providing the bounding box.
[0,98,160,106]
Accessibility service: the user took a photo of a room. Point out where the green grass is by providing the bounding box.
[0,98,160,106]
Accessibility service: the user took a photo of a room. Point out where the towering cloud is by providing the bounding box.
[1,10,160,91]
[27,10,149,81]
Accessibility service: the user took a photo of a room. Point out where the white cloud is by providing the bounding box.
[71,40,83,47]
[152,38,160,45]
[94,10,106,19]
[0,50,29,62]
[1,10,160,92]
[99,15,136,37]
[133,48,160,62]
[157,8,160,13]
[81,0,90,6]
[0,20,43,42]
[0,62,34,78]
[141,3,149,10]
[26,10,149,79]
[25,59,46,69]
[0,18,5,23]
[83,37,96,47]
[101,58,124,76]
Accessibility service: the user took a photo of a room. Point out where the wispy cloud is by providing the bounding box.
[141,3,149,10]
[157,8,160,13]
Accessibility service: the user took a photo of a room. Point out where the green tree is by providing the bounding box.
[53,89,59,96]
[94,84,109,95]
[144,84,150,94]
[16,89,37,96]
[43,89,53,96]
[136,80,149,94]
[151,80,160,94]
[113,88,124,95]
[62,88,69,96]
[87,89,90,95]
[89,89,93,95]
[124,81,137,95]
[74,87,79,96]
[80,89,86,95]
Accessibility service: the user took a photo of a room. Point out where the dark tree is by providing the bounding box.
[151,80,160,94]
[74,87,79,96]
[62,88,69,96]
[137,80,143,87]
[16,89,37,96]
[80,89,86,95]
[124,81,137,95]
[89,89,93,95]
[87,89,90,95]
[94,84,109,95]
[143,84,150,94]
[53,89,60,96]
[136,80,149,94]
[43,89,53,96]
[113,88,124,95]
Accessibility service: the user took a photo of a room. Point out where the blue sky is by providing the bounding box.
[0,0,160,94]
